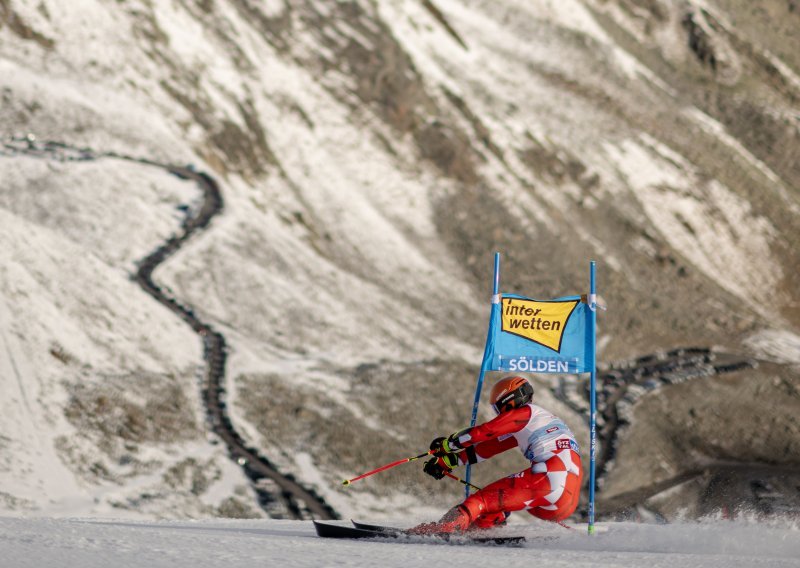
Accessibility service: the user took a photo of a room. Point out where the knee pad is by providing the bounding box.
[460,492,490,522]
[473,511,510,529]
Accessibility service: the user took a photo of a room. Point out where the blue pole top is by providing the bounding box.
[493,252,500,295]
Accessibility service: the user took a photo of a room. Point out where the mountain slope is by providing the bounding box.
[0,0,798,520]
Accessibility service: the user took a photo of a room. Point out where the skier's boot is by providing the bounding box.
[407,505,471,535]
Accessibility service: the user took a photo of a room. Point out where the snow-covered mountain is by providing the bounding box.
[0,0,798,522]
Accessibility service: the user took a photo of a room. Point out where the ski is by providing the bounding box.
[350,520,403,533]
[313,520,525,546]
[314,521,399,540]
[350,520,561,545]
[351,519,525,541]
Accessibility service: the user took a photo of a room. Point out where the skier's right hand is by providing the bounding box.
[423,454,458,480]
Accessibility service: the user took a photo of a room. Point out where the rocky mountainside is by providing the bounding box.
[0,0,798,521]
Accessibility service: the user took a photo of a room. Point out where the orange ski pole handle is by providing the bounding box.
[342,451,431,486]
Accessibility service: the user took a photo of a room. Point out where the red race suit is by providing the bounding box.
[422,402,582,532]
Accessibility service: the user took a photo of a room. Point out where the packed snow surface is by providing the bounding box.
[2,516,799,568]
[1,0,798,523]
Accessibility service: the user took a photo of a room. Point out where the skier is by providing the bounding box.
[411,375,582,534]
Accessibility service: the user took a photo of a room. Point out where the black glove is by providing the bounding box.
[429,437,447,456]
[429,436,457,456]
[430,430,468,456]
[422,454,459,480]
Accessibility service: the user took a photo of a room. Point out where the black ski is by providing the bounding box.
[350,520,403,533]
[314,521,400,540]
[350,520,565,545]
[313,520,525,546]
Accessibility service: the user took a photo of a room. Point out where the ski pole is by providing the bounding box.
[444,471,482,491]
[342,451,431,486]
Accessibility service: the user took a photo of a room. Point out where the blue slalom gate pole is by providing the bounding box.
[588,260,598,534]
[464,252,501,498]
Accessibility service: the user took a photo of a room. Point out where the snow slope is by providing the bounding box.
[1,516,799,568]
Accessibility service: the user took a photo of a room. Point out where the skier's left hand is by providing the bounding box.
[422,454,458,480]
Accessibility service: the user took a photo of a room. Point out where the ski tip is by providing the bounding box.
[342,479,351,486]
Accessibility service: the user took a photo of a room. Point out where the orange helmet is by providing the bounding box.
[489,376,534,414]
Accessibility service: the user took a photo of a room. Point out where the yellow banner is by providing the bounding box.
[500,297,579,352]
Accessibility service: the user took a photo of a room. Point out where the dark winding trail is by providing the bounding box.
[555,346,756,485]
[1,135,337,520]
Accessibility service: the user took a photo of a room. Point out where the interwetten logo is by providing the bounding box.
[500,297,579,352]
